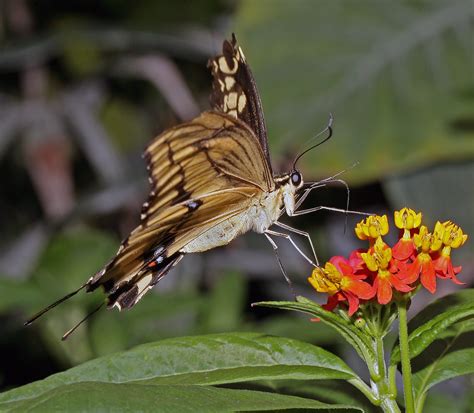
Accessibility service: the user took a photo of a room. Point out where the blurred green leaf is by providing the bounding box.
[21,229,118,364]
[236,0,474,183]
[422,391,472,413]
[90,290,204,355]
[412,348,474,411]
[101,98,149,153]
[1,383,362,412]
[61,28,103,76]
[201,271,246,332]
[390,289,474,365]
[383,162,474,260]
[0,278,43,314]
[0,333,357,407]
[32,228,118,297]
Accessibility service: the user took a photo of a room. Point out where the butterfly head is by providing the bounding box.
[290,170,303,188]
[275,169,304,216]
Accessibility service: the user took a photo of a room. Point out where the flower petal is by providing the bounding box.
[348,279,375,299]
[345,291,360,316]
[420,261,436,293]
[392,239,415,261]
[375,277,393,304]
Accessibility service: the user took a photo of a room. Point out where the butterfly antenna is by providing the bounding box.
[24,283,88,326]
[61,302,105,341]
[292,113,333,170]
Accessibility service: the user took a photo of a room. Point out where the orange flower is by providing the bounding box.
[392,208,422,260]
[308,256,373,316]
[433,221,467,284]
[361,238,413,304]
[404,225,442,293]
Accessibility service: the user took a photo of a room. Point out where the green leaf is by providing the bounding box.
[261,379,377,413]
[235,0,474,184]
[413,348,474,411]
[0,333,357,407]
[254,297,376,365]
[390,289,474,365]
[257,314,341,346]
[0,383,364,412]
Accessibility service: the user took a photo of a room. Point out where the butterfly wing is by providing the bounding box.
[208,34,272,170]
[87,111,274,309]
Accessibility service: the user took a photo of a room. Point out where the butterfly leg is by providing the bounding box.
[290,206,371,217]
[265,229,317,267]
[264,233,296,297]
[274,221,319,266]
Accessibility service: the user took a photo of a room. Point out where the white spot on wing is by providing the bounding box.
[238,94,247,113]
[225,76,235,90]
[227,92,238,109]
[136,274,153,293]
[218,56,238,74]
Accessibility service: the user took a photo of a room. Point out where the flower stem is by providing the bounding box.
[398,298,415,413]
[369,332,400,413]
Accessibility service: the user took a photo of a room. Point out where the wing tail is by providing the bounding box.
[103,251,184,310]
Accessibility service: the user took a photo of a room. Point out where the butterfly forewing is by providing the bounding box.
[208,34,272,169]
[87,111,273,309]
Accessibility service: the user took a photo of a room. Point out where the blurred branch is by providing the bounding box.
[61,82,125,185]
[0,28,217,70]
[0,101,22,158]
[0,223,48,279]
[116,54,200,121]
[6,0,76,220]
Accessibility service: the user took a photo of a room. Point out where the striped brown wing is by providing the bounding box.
[87,111,274,309]
[208,34,272,169]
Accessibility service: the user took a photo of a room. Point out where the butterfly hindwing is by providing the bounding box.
[208,34,272,169]
[87,111,273,309]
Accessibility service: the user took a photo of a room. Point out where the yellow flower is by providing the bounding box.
[308,263,342,294]
[440,221,468,249]
[361,237,392,271]
[394,208,422,230]
[355,215,389,241]
[413,225,442,253]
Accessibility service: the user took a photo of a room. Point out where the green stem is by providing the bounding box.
[388,365,398,398]
[398,299,415,413]
[347,378,379,405]
[375,336,386,379]
[367,332,401,412]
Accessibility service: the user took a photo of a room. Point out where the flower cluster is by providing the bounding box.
[308,208,468,315]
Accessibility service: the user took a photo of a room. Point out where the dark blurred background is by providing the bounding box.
[0,0,472,409]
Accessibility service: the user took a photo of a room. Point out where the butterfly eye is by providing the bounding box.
[291,171,302,187]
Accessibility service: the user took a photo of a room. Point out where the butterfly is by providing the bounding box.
[26,34,335,339]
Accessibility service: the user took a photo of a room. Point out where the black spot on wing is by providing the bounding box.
[107,252,184,309]
[186,199,203,211]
